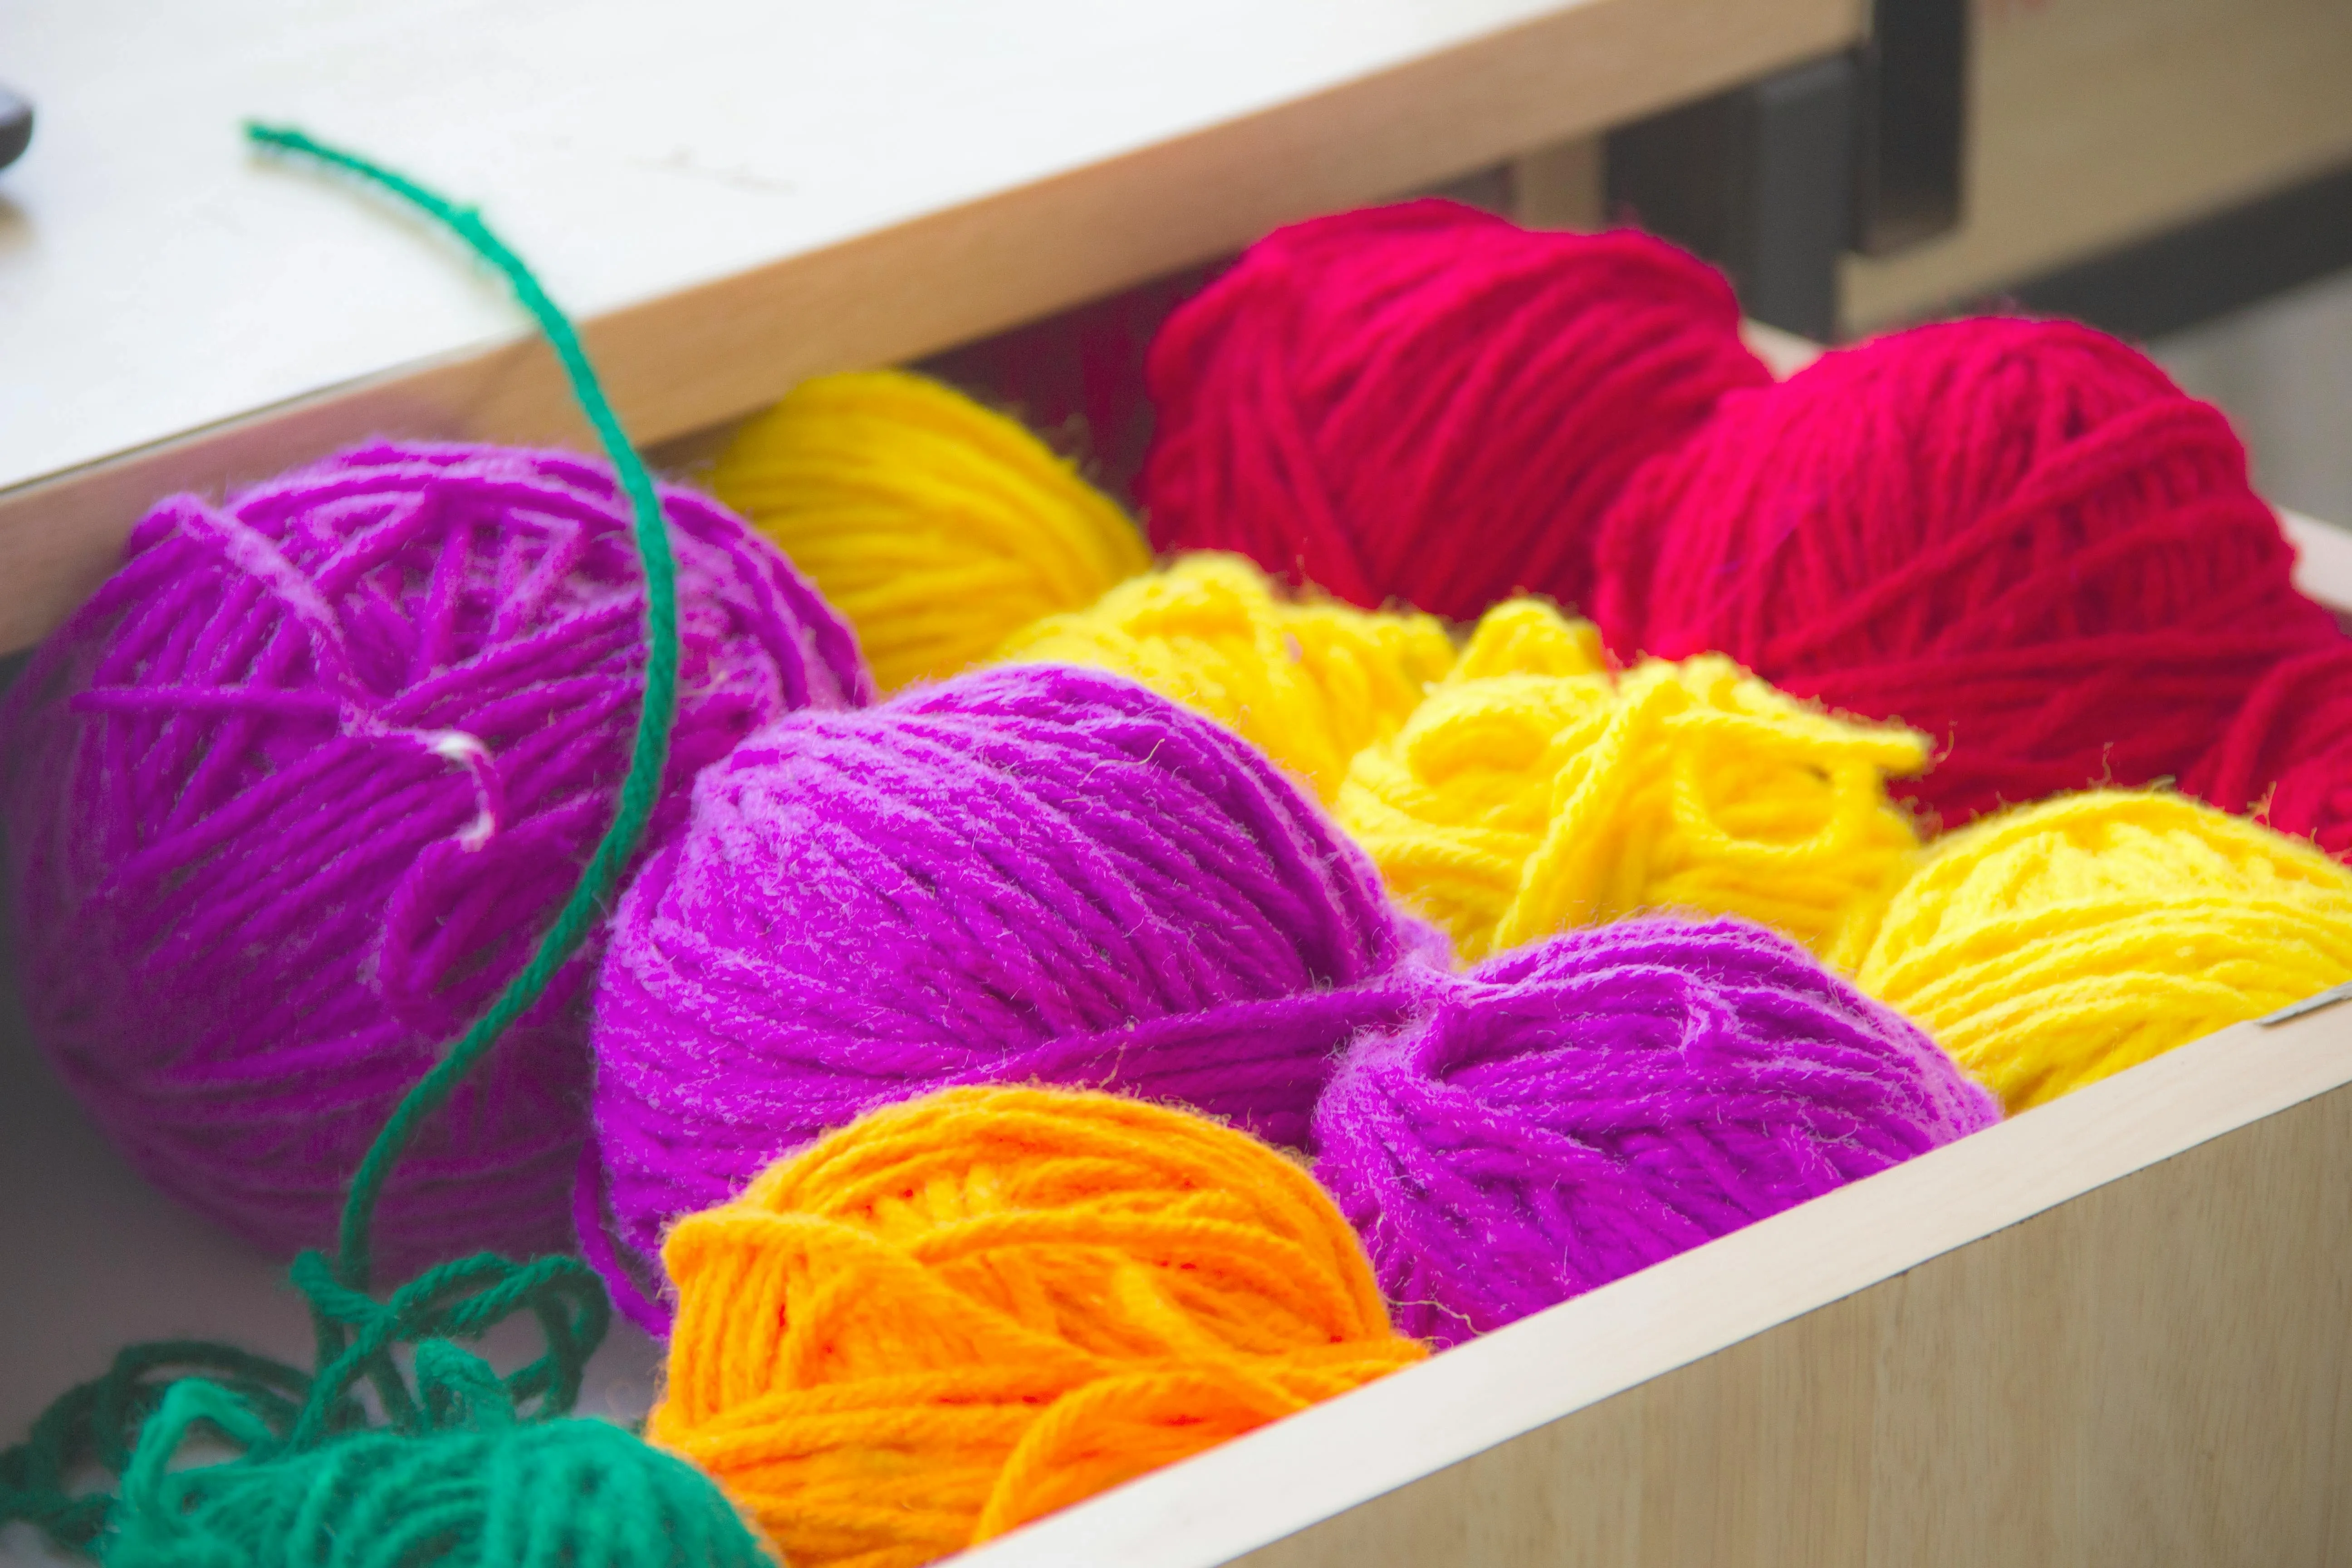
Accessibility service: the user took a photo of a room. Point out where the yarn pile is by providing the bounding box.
[582,660,1442,1331]
[1138,199,1771,618]
[2,441,867,1274]
[1588,316,2340,827]
[14,157,2352,1568]
[711,369,1147,693]
[1831,791,2352,1110]
[651,1086,1425,1568]
[1336,599,1927,961]
[990,551,1455,802]
[1316,918,2000,1345]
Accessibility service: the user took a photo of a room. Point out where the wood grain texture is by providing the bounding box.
[957,1000,2352,1568]
[1842,0,2352,329]
[0,0,1862,655]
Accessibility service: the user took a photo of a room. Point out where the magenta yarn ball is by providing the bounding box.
[1313,917,2000,1347]
[583,662,1445,1333]
[1,442,869,1275]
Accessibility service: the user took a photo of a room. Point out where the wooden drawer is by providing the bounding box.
[0,0,1861,657]
[7,6,2352,1566]
[1843,0,2352,328]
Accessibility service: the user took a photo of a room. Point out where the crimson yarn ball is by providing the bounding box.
[1,442,868,1274]
[1138,199,1770,621]
[2187,640,2352,859]
[1313,917,1999,1348]
[1590,318,2340,827]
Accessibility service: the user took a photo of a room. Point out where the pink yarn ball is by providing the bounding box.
[2,442,868,1274]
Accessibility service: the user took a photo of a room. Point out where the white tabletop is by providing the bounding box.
[0,0,1856,651]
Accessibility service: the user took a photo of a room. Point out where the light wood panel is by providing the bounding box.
[1842,0,2352,329]
[0,0,1862,655]
[957,998,2352,1568]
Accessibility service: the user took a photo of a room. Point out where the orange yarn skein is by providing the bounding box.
[649,1087,1425,1568]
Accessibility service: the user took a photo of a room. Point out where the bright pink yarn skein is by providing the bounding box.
[2,442,868,1274]
[1138,199,1770,621]
[1590,317,2340,828]
[583,662,1446,1333]
[1314,917,1998,1347]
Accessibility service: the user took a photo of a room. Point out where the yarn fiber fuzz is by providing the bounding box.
[109,1394,771,1568]
[710,369,1150,693]
[1337,601,1926,963]
[1,442,867,1273]
[586,662,1444,1333]
[2186,641,2352,859]
[991,552,1457,803]
[1591,317,2340,827]
[1140,199,1770,621]
[1834,790,2352,1111]
[648,1086,1425,1568]
[1314,918,1998,1347]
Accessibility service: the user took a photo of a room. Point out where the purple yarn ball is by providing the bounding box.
[2,442,869,1276]
[584,662,1445,1333]
[1313,916,2000,1347]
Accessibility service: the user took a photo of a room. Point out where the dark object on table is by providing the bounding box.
[0,86,33,172]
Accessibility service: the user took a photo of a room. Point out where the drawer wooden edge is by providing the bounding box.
[961,999,2352,1568]
[0,0,1863,659]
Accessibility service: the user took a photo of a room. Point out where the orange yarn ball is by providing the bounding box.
[648,1087,1425,1568]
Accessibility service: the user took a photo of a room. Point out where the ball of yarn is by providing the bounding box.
[1138,199,1770,621]
[1832,790,2352,1111]
[586,662,1444,1331]
[0,442,867,1274]
[1336,604,1927,963]
[648,1085,1426,1568]
[1313,917,1999,1346]
[1590,317,2340,828]
[989,552,1456,802]
[109,1401,769,1568]
[2185,641,2352,859]
[710,369,1150,692]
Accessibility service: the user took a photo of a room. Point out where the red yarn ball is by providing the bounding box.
[1589,317,2340,828]
[1138,200,1770,621]
[2186,641,2352,859]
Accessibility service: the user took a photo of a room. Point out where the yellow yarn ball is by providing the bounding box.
[1442,596,1607,683]
[710,370,1150,692]
[1834,791,2352,1112]
[990,553,1458,804]
[1336,626,1927,963]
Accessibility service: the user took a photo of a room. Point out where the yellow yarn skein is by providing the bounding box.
[990,553,1459,804]
[711,370,1150,692]
[1833,791,2352,1112]
[1337,617,1927,963]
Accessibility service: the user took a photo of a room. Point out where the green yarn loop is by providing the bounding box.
[0,127,760,1566]
[241,121,683,1296]
[103,1365,770,1568]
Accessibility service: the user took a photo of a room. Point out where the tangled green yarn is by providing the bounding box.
[0,127,768,1567]
[108,1355,767,1568]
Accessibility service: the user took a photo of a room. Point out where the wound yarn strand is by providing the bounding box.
[245,123,682,1293]
[0,126,782,1567]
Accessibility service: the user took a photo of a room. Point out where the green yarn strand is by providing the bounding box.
[0,1342,330,1553]
[0,127,724,1564]
[244,122,683,1294]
